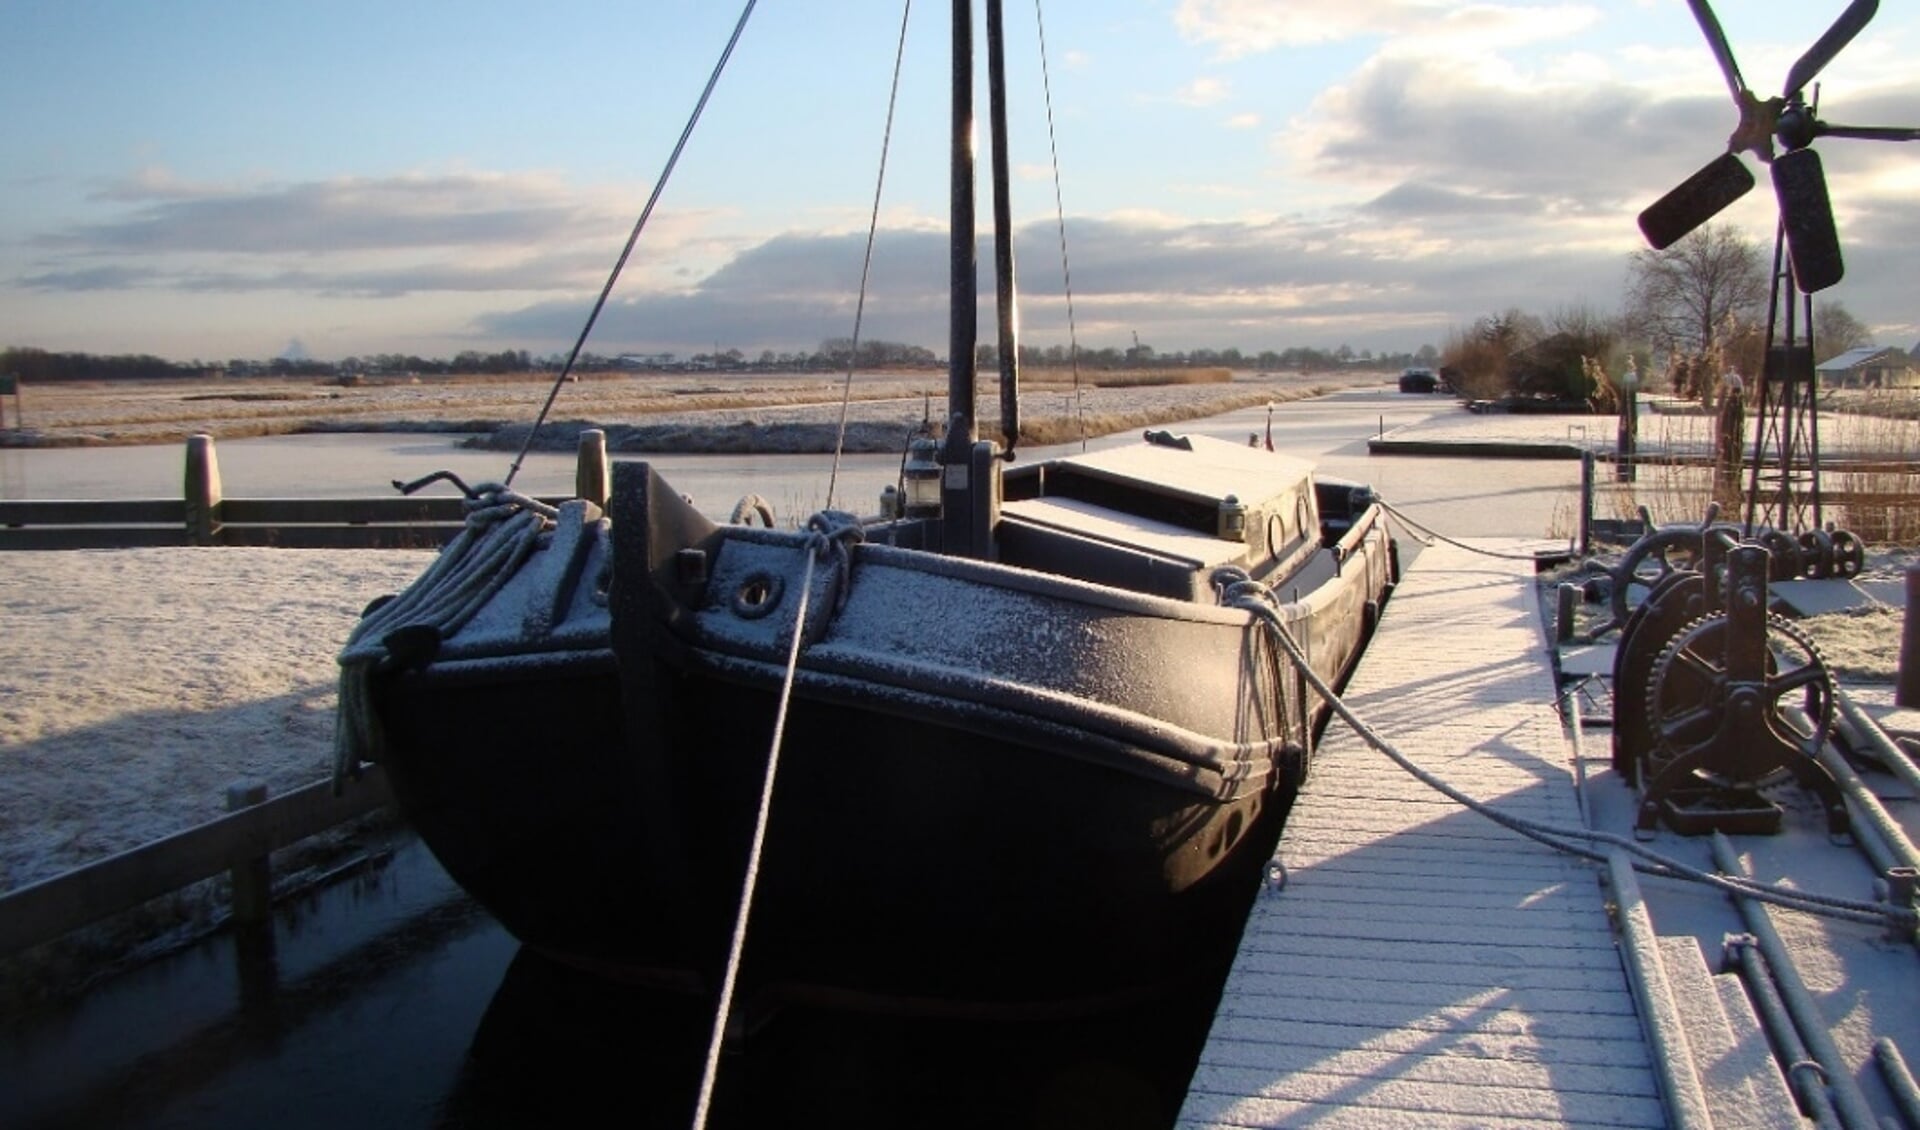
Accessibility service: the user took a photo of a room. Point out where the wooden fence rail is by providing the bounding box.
[1,431,611,550]
[0,768,394,959]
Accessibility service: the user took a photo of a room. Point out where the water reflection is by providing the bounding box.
[442,946,1218,1130]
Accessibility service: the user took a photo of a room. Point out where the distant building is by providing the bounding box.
[1815,346,1918,390]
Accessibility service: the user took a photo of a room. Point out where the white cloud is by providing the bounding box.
[1174,0,1599,60]
[1174,76,1231,107]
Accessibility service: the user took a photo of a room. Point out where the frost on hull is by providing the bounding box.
[348,431,1396,1014]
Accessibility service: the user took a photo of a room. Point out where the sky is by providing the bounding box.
[1,0,1915,365]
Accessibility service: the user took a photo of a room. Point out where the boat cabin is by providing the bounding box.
[998,431,1328,602]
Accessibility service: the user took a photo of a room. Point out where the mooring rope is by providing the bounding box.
[1378,497,1568,562]
[825,0,914,512]
[1218,572,1915,933]
[692,512,864,1129]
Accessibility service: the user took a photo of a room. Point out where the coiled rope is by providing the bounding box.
[692,512,865,1129]
[333,482,559,790]
[1216,569,1917,935]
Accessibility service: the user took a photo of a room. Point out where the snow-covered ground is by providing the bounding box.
[0,548,435,893]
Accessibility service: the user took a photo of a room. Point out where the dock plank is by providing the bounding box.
[1179,541,1664,1129]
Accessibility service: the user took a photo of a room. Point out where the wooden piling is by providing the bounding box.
[184,434,223,545]
[225,780,272,925]
[575,428,610,507]
[1579,450,1594,557]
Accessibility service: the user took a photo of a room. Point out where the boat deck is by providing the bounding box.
[1179,539,1666,1128]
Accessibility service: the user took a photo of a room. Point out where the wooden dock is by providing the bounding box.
[1179,539,1666,1129]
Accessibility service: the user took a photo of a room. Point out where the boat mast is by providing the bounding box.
[939,0,1004,558]
[944,0,977,457]
[985,0,1020,454]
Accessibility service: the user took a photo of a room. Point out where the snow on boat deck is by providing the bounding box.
[1179,539,1666,1129]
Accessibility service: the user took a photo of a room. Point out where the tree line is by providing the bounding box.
[1439,221,1881,407]
[1,337,1441,384]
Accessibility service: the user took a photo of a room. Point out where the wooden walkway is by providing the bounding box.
[1179,540,1667,1129]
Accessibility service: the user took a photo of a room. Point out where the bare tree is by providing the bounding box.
[1623,223,1769,355]
[1812,301,1872,361]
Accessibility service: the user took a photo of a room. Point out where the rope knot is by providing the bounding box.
[805,510,866,615]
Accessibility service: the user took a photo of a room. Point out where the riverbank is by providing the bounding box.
[0,368,1388,452]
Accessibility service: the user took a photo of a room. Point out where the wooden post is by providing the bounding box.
[0,373,16,429]
[1579,450,1594,558]
[225,781,272,925]
[1899,564,1919,709]
[575,428,610,507]
[184,434,223,545]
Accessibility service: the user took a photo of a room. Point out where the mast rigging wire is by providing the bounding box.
[1032,0,1086,449]
[826,0,916,512]
[502,0,760,489]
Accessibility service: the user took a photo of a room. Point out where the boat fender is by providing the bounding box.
[360,592,397,619]
[377,623,443,673]
[1142,429,1192,451]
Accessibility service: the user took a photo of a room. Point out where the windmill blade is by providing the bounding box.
[1773,148,1843,292]
[1685,0,1750,104]
[1784,0,1876,99]
[1818,122,1920,142]
[1638,152,1755,250]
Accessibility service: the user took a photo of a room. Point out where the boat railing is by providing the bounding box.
[0,766,394,961]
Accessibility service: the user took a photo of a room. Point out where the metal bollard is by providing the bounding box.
[1899,563,1919,708]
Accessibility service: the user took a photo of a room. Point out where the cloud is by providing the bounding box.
[474,208,1632,355]
[37,171,598,256]
[1173,77,1231,107]
[1174,0,1599,59]
[11,169,739,300]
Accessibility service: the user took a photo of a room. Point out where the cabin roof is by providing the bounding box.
[1055,433,1315,510]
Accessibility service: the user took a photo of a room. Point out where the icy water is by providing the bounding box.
[1,388,1579,537]
[0,834,1231,1129]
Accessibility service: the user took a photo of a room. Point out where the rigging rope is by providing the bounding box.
[502,0,760,489]
[826,0,915,512]
[1378,497,1570,562]
[1217,571,1916,934]
[692,513,865,1130]
[1032,0,1087,450]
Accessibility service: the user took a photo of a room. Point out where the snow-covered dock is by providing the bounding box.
[1179,539,1667,1127]
[1173,533,1920,1130]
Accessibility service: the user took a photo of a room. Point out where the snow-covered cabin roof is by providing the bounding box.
[1815,345,1906,373]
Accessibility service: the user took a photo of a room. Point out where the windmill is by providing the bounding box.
[1637,0,1919,535]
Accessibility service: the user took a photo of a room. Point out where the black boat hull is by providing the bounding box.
[353,440,1395,1017]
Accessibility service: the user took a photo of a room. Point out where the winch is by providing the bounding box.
[1606,523,1849,838]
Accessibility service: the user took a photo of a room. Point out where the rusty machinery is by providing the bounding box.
[1607,522,1848,839]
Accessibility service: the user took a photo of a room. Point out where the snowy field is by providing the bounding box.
[0,548,435,893]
